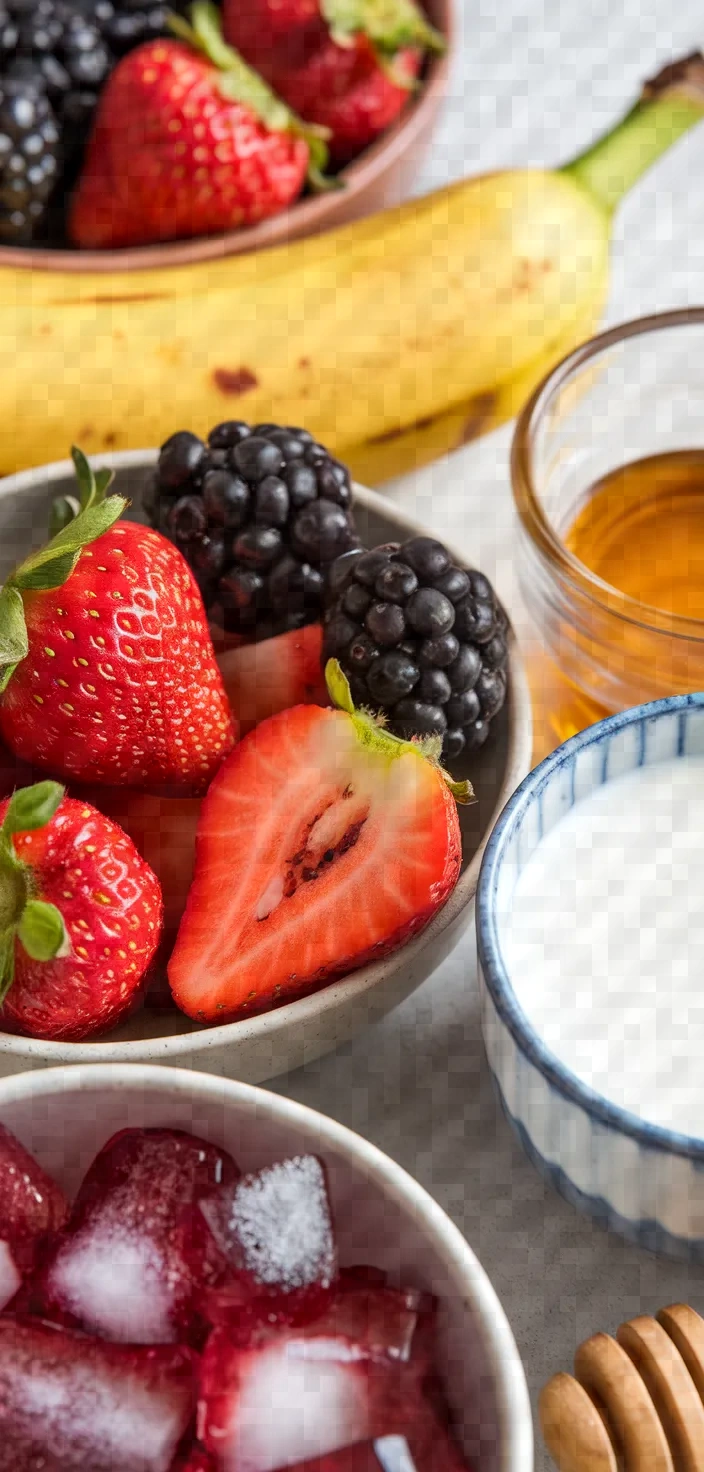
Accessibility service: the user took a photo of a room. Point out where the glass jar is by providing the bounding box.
[511,308,704,763]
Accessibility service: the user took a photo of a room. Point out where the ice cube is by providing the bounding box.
[40,1128,239,1345]
[0,1316,196,1472]
[0,1122,67,1303]
[198,1282,462,1472]
[198,1328,370,1472]
[201,1156,336,1294]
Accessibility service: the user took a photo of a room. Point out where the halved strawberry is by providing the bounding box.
[218,624,328,736]
[168,662,468,1022]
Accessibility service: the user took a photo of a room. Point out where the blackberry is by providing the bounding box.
[0,0,189,243]
[324,536,508,762]
[0,74,59,242]
[149,422,359,637]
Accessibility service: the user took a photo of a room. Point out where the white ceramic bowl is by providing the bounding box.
[0,1061,533,1470]
[0,451,532,1082]
[477,693,704,1261]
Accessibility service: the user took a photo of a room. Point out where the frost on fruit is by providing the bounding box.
[40,1127,239,1345]
[201,1154,337,1292]
[0,1319,195,1472]
[46,1223,174,1344]
[200,1330,371,1472]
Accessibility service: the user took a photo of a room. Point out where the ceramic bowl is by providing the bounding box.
[0,450,532,1081]
[0,0,452,275]
[477,692,704,1262]
[0,1061,533,1469]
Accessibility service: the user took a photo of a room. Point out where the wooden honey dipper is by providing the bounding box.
[539,1304,704,1470]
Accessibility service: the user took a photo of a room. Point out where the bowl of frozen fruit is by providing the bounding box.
[0,0,451,267]
[0,427,531,1079]
[0,1060,534,1468]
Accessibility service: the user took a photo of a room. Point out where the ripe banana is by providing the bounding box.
[0,54,701,485]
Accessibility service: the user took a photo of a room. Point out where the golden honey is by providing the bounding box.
[527,450,704,762]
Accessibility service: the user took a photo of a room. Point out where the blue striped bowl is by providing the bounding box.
[477,692,704,1261]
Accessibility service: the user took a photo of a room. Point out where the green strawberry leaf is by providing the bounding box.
[0,586,28,690]
[70,446,115,514]
[0,930,15,1006]
[17,900,67,964]
[10,493,127,594]
[172,2,333,188]
[322,0,445,56]
[2,781,65,838]
[49,495,81,538]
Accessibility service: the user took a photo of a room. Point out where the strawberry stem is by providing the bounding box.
[0,449,127,693]
[325,659,474,803]
[170,2,333,190]
[322,0,445,58]
[0,781,68,1001]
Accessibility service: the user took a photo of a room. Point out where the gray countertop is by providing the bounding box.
[275,2,704,1465]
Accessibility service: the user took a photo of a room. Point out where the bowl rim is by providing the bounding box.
[476,690,704,1162]
[0,0,454,275]
[0,1060,534,1468]
[0,448,533,1064]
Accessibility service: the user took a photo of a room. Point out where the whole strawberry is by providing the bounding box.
[69,1,330,251]
[0,780,163,1040]
[0,450,236,794]
[223,0,444,165]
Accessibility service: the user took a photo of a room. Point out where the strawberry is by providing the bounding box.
[83,788,202,951]
[173,1450,215,1472]
[0,1122,68,1308]
[70,2,330,251]
[0,450,235,795]
[197,1279,444,1469]
[218,624,328,735]
[0,780,163,1041]
[168,661,468,1023]
[0,1317,197,1472]
[0,738,35,801]
[223,0,443,165]
[39,1126,239,1346]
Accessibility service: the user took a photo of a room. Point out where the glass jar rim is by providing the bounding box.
[511,305,704,643]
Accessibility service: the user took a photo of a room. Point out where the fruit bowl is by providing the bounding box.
[0,0,452,274]
[0,450,532,1081]
[0,1060,534,1468]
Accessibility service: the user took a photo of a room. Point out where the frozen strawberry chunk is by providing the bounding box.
[279,1425,470,1471]
[171,1445,216,1471]
[0,1122,68,1308]
[40,1128,239,1345]
[198,1283,433,1471]
[0,1317,196,1472]
[201,1155,337,1297]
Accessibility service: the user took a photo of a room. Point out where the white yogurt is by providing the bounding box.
[505,755,704,1136]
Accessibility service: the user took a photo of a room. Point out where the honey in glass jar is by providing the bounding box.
[512,312,704,764]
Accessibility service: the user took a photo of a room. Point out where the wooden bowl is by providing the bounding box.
[0,0,453,275]
[0,450,532,1084]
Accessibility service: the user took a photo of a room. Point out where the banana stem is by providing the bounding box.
[561,52,704,216]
